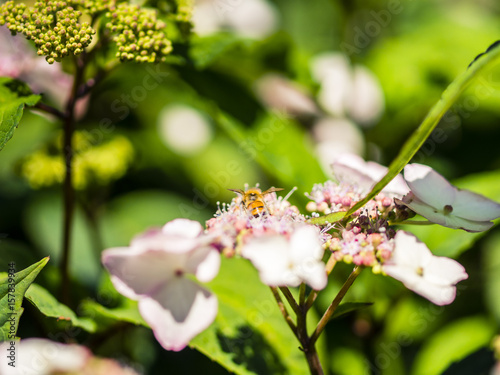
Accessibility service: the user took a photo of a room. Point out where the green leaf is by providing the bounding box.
[308,211,346,226]
[346,40,500,217]
[190,257,313,375]
[411,316,495,375]
[0,77,41,152]
[25,283,96,333]
[189,34,242,69]
[0,257,49,340]
[331,302,373,320]
[79,299,147,329]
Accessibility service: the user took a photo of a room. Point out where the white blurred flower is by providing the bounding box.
[157,104,213,156]
[332,153,410,197]
[254,74,318,117]
[401,163,500,232]
[0,338,138,375]
[102,219,220,351]
[382,231,468,306]
[192,0,279,39]
[242,225,327,290]
[312,118,365,173]
[310,52,384,126]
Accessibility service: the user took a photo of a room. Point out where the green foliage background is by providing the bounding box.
[1,0,500,374]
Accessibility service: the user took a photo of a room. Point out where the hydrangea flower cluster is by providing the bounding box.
[104,3,172,63]
[0,1,95,64]
[0,0,175,65]
[101,154,500,352]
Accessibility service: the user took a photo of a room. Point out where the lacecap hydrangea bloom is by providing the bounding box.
[102,219,220,351]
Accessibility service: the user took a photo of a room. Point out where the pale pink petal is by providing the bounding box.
[102,247,175,299]
[242,235,291,286]
[186,247,221,283]
[404,164,455,208]
[162,219,203,238]
[140,278,217,351]
[131,229,197,254]
[452,189,500,221]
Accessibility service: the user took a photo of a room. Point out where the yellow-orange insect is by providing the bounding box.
[228,187,284,217]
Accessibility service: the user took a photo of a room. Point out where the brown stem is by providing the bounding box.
[60,55,86,304]
[33,102,65,119]
[304,345,324,375]
[309,266,363,346]
[270,287,298,337]
[279,286,300,315]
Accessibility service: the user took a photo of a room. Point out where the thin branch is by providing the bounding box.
[299,283,306,307]
[309,266,363,346]
[270,287,298,337]
[390,220,436,226]
[279,286,300,316]
[33,102,65,119]
[60,54,87,305]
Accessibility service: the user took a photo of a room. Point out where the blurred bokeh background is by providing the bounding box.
[1,0,500,374]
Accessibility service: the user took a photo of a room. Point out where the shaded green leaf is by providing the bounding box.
[79,299,147,329]
[189,34,242,69]
[331,302,373,320]
[0,77,41,152]
[25,283,96,333]
[411,316,495,375]
[0,257,49,340]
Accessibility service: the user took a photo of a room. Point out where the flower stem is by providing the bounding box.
[60,55,86,304]
[309,266,363,346]
[33,102,65,119]
[270,287,298,337]
[279,286,300,315]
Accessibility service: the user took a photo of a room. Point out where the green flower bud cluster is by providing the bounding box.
[0,0,95,64]
[105,3,172,63]
[69,0,120,18]
[21,131,134,190]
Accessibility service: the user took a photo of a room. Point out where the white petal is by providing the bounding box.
[347,65,385,126]
[294,260,327,290]
[402,196,494,232]
[452,189,500,221]
[242,235,292,287]
[289,226,323,262]
[140,278,217,351]
[102,247,175,300]
[389,231,432,268]
[186,246,221,283]
[425,256,468,286]
[407,278,458,306]
[404,164,455,208]
[0,339,90,375]
[162,219,203,238]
